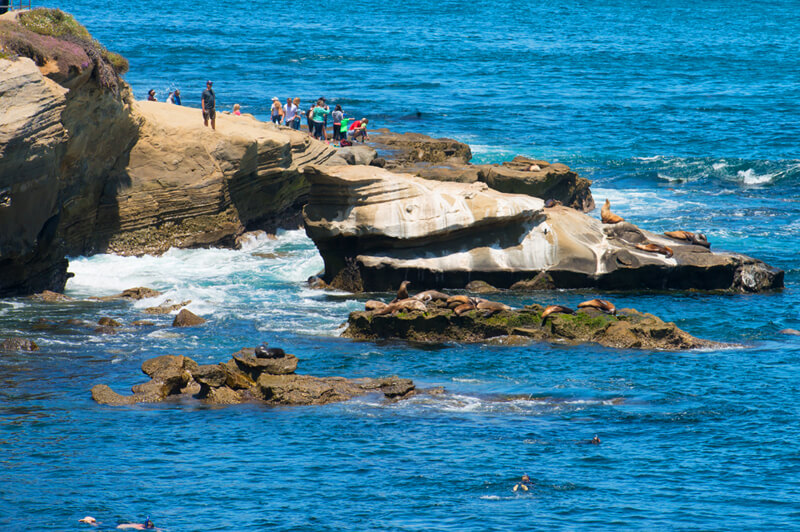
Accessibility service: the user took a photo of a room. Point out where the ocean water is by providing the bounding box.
[2,1,800,530]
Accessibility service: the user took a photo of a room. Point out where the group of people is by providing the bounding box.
[268,96,369,144]
[146,82,370,144]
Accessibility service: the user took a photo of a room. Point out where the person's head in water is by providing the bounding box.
[143,516,154,529]
[521,473,530,483]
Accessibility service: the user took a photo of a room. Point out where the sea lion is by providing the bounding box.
[412,290,449,302]
[446,295,472,308]
[664,230,710,248]
[254,343,269,358]
[544,198,562,208]
[541,305,575,322]
[391,280,411,303]
[453,302,477,316]
[600,199,625,224]
[375,298,426,316]
[577,299,616,315]
[365,300,388,312]
[476,300,513,316]
[635,242,674,258]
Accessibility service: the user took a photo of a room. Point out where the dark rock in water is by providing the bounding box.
[130,320,155,327]
[343,299,715,350]
[779,329,800,336]
[465,280,499,294]
[172,309,206,327]
[93,326,117,335]
[307,275,329,290]
[510,272,556,291]
[31,318,57,330]
[91,346,418,407]
[0,337,39,351]
[98,317,121,327]
[370,157,386,168]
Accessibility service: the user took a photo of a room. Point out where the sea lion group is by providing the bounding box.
[363,283,619,324]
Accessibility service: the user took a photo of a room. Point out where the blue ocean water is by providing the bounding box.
[1,1,800,530]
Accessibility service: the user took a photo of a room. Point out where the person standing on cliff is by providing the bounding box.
[201,80,216,130]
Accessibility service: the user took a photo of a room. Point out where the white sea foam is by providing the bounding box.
[712,162,728,171]
[738,168,775,185]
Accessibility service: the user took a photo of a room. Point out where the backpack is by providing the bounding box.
[340,140,353,147]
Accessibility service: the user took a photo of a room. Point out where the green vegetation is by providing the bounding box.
[103,50,129,73]
[18,8,90,40]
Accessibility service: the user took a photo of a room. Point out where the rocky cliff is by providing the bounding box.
[302,164,784,292]
[0,10,336,296]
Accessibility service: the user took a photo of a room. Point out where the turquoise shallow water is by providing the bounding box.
[1,1,800,530]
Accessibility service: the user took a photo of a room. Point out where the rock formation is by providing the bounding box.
[344,300,712,350]
[91,349,416,406]
[302,165,783,293]
[0,10,337,296]
[372,131,594,211]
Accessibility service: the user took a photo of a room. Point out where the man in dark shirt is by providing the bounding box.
[201,80,216,130]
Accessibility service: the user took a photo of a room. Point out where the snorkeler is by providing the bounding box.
[117,516,156,529]
[513,473,532,492]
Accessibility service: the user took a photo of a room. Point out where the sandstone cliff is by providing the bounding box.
[0,10,336,295]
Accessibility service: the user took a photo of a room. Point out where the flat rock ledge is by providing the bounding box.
[91,349,416,407]
[343,301,715,350]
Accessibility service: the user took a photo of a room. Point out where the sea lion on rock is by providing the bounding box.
[412,290,449,302]
[365,300,388,311]
[453,302,477,316]
[541,305,575,322]
[392,280,411,303]
[601,199,625,224]
[664,230,710,248]
[476,300,513,317]
[446,295,473,308]
[577,299,616,315]
[375,298,427,316]
[635,242,674,258]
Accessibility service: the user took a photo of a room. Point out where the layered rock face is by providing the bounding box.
[91,349,416,406]
[302,165,783,293]
[372,131,594,211]
[0,12,337,295]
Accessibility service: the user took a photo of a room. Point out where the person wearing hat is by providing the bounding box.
[201,81,216,130]
[270,97,284,125]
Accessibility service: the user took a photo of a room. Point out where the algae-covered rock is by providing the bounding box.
[343,300,713,350]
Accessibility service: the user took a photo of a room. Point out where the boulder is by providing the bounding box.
[0,337,39,351]
[97,317,121,327]
[302,165,783,293]
[337,145,377,166]
[204,386,242,405]
[232,349,298,377]
[172,309,206,327]
[192,364,228,389]
[465,280,499,294]
[91,287,162,301]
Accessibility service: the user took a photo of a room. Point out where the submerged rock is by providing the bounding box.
[91,346,416,407]
[342,299,714,350]
[302,165,783,293]
[0,337,39,351]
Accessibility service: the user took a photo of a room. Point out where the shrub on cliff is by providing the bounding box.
[17,8,91,40]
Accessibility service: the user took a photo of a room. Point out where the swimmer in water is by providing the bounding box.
[117,516,155,529]
[79,516,98,526]
[513,473,532,492]
[591,434,601,444]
